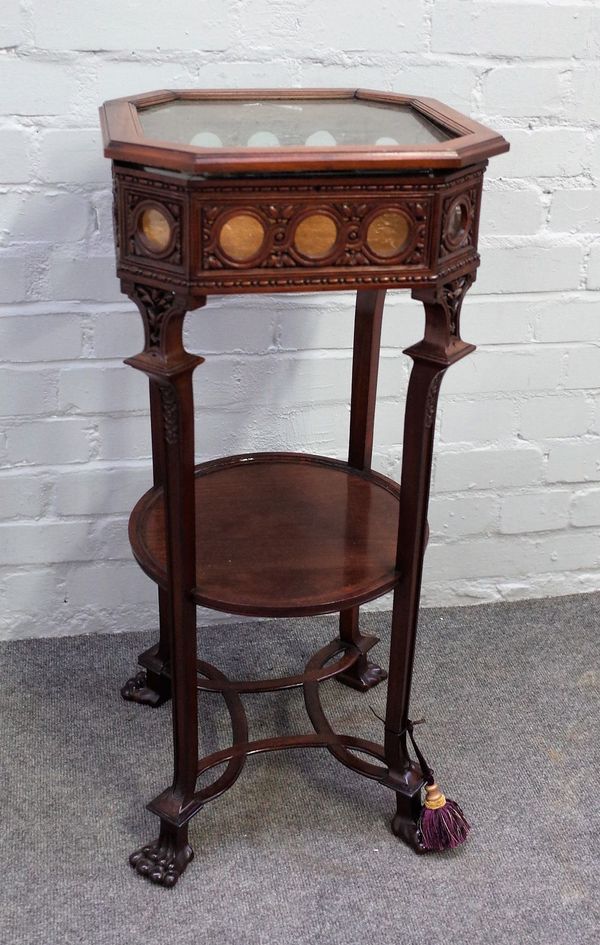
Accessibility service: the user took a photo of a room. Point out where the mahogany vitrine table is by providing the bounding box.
[100,89,508,887]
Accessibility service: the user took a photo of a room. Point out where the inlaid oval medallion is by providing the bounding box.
[365,210,411,258]
[219,213,266,261]
[293,213,338,259]
[138,207,172,253]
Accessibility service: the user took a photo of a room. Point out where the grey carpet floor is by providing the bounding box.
[1,593,598,945]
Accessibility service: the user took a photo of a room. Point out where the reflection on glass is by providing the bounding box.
[139,207,171,252]
[246,131,280,147]
[305,130,337,146]
[294,213,339,258]
[190,132,223,147]
[219,213,266,261]
[366,210,411,257]
[447,201,468,241]
[138,98,453,149]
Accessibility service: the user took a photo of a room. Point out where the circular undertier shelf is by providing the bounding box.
[129,452,402,617]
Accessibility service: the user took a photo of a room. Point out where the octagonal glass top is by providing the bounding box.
[138,98,453,150]
[100,89,509,175]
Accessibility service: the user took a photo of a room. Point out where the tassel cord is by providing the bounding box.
[368,708,434,784]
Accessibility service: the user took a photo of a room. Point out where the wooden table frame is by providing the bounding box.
[100,89,508,888]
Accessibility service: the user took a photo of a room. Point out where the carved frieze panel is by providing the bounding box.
[112,163,484,295]
[200,198,433,272]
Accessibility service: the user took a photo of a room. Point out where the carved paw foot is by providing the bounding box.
[391,813,428,855]
[121,670,171,707]
[336,659,388,692]
[129,831,194,888]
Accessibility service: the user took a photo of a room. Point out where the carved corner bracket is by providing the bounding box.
[122,281,205,378]
[440,273,475,342]
[409,271,477,367]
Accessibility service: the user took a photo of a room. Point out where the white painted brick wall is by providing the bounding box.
[431,2,598,59]
[482,65,570,119]
[588,246,600,289]
[31,0,237,51]
[1,0,600,640]
[499,491,571,534]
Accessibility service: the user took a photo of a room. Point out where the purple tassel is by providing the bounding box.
[383,719,471,853]
[418,783,470,852]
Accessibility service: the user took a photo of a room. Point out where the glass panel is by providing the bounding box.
[446,201,468,241]
[138,98,453,149]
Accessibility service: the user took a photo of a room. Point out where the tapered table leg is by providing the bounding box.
[336,289,388,691]
[122,383,172,707]
[384,274,476,851]
[122,283,205,887]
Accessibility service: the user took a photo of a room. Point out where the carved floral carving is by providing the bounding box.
[159,385,179,444]
[132,284,178,349]
[424,373,444,429]
[441,274,474,339]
